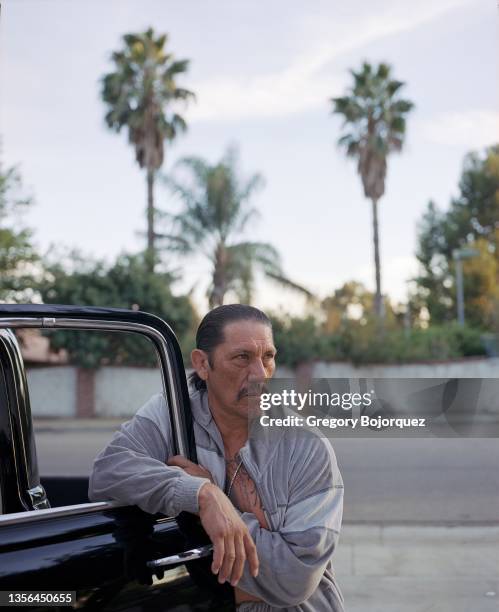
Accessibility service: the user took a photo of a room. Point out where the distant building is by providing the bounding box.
[16,328,68,365]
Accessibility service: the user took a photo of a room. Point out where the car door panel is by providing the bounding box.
[0,505,232,609]
[0,306,234,611]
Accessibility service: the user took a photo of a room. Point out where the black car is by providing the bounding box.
[0,304,233,610]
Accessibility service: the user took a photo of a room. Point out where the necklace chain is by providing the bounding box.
[225,458,243,498]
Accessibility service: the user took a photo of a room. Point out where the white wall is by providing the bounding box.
[26,358,499,418]
[94,367,163,417]
[27,366,77,417]
[276,358,499,416]
[27,366,162,418]
[311,358,499,380]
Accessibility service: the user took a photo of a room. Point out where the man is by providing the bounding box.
[89,304,345,611]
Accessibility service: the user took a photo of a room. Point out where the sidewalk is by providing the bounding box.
[34,417,124,432]
[334,524,499,611]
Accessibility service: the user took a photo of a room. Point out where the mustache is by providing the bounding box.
[237,382,268,401]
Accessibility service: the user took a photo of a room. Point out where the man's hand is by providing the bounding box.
[167,455,214,483]
[198,482,259,587]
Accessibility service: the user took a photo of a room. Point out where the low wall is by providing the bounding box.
[276,358,499,418]
[27,366,162,418]
[27,367,77,417]
[27,358,499,418]
[310,357,499,379]
[94,367,162,418]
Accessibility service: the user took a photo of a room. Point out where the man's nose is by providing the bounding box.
[248,358,267,380]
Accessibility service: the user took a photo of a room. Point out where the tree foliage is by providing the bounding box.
[101,28,195,262]
[271,312,486,368]
[271,315,336,369]
[321,280,396,331]
[161,147,313,307]
[271,275,488,368]
[416,145,499,328]
[0,161,38,301]
[38,252,196,367]
[331,62,414,317]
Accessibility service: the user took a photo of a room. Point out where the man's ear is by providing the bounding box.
[191,349,210,381]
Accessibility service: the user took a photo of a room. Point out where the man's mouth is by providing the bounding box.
[237,389,252,400]
[237,383,267,401]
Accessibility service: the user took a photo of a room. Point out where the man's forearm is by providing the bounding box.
[88,416,210,516]
[197,482,260,586]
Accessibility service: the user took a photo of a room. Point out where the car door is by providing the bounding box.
[0,304,233,611]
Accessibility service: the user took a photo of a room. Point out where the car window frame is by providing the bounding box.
[0,500,123,525]
[0,315,190,519]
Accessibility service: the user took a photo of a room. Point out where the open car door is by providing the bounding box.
[0,305,233,611]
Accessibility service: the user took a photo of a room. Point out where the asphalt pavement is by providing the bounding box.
[34,420,499,524]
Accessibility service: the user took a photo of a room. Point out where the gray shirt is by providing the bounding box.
[89,390,345,611]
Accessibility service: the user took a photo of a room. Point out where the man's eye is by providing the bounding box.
[236,354,249,361]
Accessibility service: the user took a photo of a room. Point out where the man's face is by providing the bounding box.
[205,320,276,420]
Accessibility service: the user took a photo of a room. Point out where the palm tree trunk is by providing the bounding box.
[209,282,225,308]
[146,168,155,272]
[210,244,227,307]
[371,197,383,318]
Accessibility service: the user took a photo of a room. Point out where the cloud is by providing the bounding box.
[187,0,473,122]
[418,110,499,149]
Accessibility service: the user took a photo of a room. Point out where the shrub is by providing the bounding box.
[270,314,487,368]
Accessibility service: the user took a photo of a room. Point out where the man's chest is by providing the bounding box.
[224,455,269,529]
[194,428,288,528]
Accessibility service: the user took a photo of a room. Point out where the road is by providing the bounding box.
[34,421,499,524]
[331,437,499,524]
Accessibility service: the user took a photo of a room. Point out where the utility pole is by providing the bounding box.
[455,255,464,326]
[452,248,479,326]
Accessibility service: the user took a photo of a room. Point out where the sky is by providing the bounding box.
[0,0,497,314]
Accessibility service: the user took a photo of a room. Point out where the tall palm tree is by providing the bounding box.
[331,62,414,318]
[161,148,313,307]
[101,28,195,269]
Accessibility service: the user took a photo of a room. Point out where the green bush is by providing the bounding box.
[39,252,196,368]
[270,314,487,368]
[271,316,326,368]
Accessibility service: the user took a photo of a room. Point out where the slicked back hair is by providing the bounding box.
[189,304,272,391]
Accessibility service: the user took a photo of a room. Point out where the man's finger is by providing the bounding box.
[219,535,236,584]
[230,534,246,586]
[211,536,224,575]
[243,531,259,578]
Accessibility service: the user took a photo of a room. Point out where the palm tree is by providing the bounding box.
[101,28,195,269]
[161,148,313,307]
[331,62,414,318]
